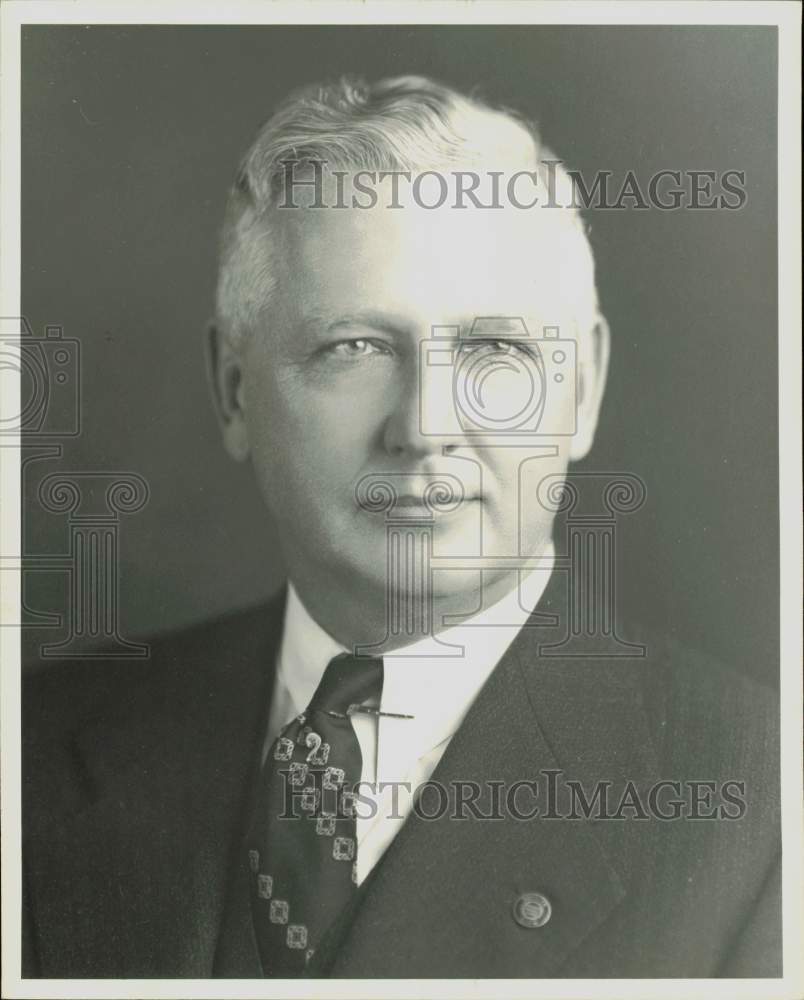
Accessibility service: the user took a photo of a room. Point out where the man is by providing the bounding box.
[22,76,781,978]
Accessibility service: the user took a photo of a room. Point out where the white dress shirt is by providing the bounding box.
[263,547,554,884]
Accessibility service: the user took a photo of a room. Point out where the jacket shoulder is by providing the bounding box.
[635,629,779,777]
[23,594,286,740]
[23,593,286,832]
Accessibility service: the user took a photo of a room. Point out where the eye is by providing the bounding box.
[458,339,534,358]
[328,338,389,358]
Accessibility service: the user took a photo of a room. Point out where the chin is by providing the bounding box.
[429,568,487,600]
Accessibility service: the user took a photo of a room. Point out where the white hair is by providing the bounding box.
[215,75,600,346]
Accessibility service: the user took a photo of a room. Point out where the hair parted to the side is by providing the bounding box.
[215,75,600,347]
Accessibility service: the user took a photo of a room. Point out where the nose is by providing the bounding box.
[381,356,456,460]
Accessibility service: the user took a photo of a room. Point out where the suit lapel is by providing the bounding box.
[25,597,285,977]
[327,569,660,977]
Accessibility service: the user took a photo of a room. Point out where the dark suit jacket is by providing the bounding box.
[22,570,782,978]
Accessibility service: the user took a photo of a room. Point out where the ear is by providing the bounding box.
[568,314,611,462]
[205,320,250,462]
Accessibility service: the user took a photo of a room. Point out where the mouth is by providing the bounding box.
[353,474,481,517]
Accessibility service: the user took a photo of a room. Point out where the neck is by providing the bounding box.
[286,562,537,654]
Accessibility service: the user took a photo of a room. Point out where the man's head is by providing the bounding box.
[208,76,609,629]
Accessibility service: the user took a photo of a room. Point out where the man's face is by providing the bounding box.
[220,182,606,605]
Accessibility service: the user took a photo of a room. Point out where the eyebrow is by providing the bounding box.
[302,310,417,340]
[464,316,533,338]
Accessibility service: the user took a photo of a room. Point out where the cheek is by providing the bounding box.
[243,369,381,483]
[244,363,323,445]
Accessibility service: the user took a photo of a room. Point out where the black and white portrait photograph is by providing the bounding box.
[1,2,801,998]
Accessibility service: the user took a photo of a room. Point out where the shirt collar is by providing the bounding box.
[275,584,348,719]
[376,545,554,779]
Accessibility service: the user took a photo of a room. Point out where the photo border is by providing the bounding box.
[2,3,800,998]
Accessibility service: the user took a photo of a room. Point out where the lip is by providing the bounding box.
[394,494,479,508]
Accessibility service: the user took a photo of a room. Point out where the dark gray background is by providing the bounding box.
[21,25,778,685]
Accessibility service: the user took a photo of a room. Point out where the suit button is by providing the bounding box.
[513,891,552,928]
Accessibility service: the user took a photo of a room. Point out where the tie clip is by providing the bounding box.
[347,704,415,720]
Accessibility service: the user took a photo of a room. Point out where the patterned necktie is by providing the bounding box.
[246,653,384,977]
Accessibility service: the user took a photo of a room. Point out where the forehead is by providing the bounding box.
[269,187,587,333]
